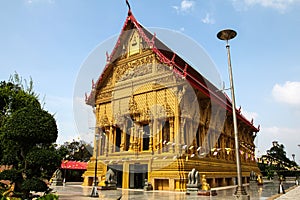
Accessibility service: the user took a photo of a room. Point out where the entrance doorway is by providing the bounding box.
[129,164,148,189]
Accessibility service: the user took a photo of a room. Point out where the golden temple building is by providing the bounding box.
[82,9,260,191]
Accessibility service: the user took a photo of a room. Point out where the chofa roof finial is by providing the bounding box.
[126,0,131,14]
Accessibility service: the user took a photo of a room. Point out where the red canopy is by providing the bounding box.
[60,160,88,170]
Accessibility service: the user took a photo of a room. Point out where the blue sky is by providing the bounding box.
[1,0,300,162]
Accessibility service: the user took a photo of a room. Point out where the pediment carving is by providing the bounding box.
[95,54,155,103]
[114,54,154,82]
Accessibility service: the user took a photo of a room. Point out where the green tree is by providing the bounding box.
[0,74,39,117]
[258,142,298,178]
[267,144,297,169]
[0,74,61,199]
[58,140,92,162]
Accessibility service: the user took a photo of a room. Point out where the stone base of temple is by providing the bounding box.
[82,156,261,191]
[186,187,200,195]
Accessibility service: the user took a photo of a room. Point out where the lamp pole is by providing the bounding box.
[292,154,295,162]
[297,145,300,168]
[91,132,100,197]
[217,29,249,199]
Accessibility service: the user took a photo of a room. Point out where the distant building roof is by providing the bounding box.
[61,160,87,170]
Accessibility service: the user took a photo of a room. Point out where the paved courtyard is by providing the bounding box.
[276,185,300,200]
[52,182,298,200]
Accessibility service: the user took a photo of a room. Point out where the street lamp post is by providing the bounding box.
[292,154,295,162]
[91,133,100,197]
[217,29,249,200]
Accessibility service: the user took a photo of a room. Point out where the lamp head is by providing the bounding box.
[217,29,237,41]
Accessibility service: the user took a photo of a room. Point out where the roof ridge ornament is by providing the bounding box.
[126,0,131,15]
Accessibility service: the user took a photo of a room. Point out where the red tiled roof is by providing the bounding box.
[60,160,87,170]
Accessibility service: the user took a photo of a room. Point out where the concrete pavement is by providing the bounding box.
[273,185,300,200]
[51,182,299,200]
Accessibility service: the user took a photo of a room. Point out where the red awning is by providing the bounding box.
[60,160,88,170]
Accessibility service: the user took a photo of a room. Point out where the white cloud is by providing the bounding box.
[231,0,300,13]
[25,0,55,4]
[201,13,215,24]
[272,81,300,106]
[261,126,299,142]
[181,0,195,11]
[257,126,300,157]
[173,0,195,13]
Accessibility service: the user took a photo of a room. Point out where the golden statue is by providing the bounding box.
[201,175,210,191]
[99,175,106,187]
[257,175,263,185]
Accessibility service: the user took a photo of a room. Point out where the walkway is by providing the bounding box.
[274,185,300,200]
[51,182,298,200]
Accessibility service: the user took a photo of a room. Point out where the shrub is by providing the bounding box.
[21,178,48,192]
[37,194,59,200]
[0,170,21,183]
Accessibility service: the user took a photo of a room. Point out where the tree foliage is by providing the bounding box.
[58,140,92,162]
[25,148,61,179]
[258,142,298,178]
[0,74,62,198]
[21,178,48,192]
[3,106,57,147]
[0,169,21,183]
[266,144,298,168]
[0,73,39,119]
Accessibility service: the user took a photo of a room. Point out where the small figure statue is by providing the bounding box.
[186,168,201,194]
[250,171,256,181]
[51,169,63,186]
[201,175,210,191]
[257,175,263,185]
[195,171,200,185]
[98,175,107,187]
[99,169,117,190]
[188,168,195,184]
[54,169,62,180]
[187,168,200,185]
[105,169,116,184]
[143,179,153,191]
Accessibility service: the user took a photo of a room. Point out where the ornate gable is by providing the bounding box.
[91,29,155,105]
